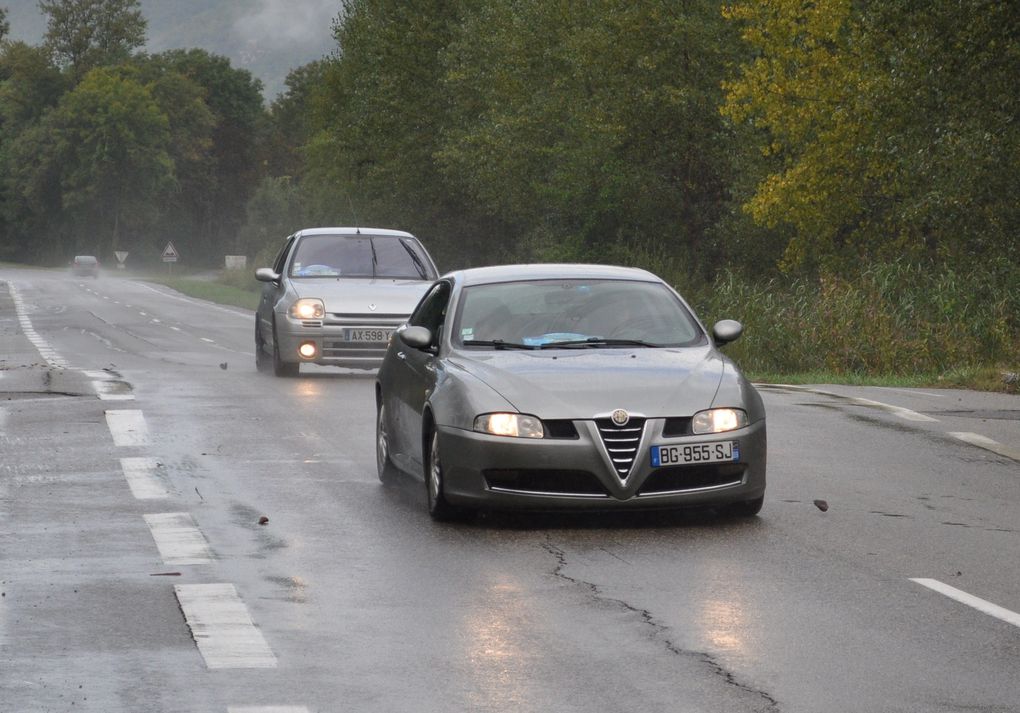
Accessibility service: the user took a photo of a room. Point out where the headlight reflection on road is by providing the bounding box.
[700,597,749,656]
[462,580,532,709]
[295,381,323,399]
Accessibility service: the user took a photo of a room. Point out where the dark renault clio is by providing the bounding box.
[375,264,766,520]
[255,228,439,375]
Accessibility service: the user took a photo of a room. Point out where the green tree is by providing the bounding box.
[0,41,67,261]
[439,0,739,270]
[39,0,146,80]
[722,0,1020,271]
[40,67,173,255]
[1,7,9,43]
[306,0,504,268]
[152,49,265,261]
[264,59,331,179]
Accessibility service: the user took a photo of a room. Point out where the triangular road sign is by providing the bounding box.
[162,242,179,261]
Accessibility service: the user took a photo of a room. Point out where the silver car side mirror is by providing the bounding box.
[255,267,280,283]
[400,326,433,349]
[712,319,743,345]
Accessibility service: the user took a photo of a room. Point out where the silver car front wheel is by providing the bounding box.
[426,429,459,521]
[376,401,397,483]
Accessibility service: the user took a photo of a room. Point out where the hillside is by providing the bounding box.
[1,0,338,99]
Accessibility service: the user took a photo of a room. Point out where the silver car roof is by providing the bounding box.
[446,263,663,287]
[293,227,416,239]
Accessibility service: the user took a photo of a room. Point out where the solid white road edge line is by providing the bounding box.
[136,281,254,319]
[144,512,214,565]
[121,457,169,499]
[758,384,938,422]
[105,409,150,447]
[948,432,1020,462]
[174,583,278,669]
[7,283,71,369]
[910,579,1020,629]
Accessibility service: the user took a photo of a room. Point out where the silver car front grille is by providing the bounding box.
[324,312,406,326]
[595,418,645,478]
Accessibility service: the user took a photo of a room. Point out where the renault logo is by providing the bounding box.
[368,303,377,311]
[611,409,630,426]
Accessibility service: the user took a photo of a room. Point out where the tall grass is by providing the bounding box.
[679,259,1019,377]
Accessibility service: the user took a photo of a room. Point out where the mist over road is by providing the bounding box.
[2,267,1018,713]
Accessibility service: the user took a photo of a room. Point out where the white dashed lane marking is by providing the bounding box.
[121,457,170,499]
[144,512,214,565]
[175,584,278,669]
[228,707,310,713]
[92,379,134,401]
[105,409,150,446]
[911,579,1020,629]
[948,432,1020,462]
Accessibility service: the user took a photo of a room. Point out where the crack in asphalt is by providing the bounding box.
[542,541,780,712]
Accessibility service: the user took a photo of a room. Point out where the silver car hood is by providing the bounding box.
[449,347,725,419]
[291,278,430,315]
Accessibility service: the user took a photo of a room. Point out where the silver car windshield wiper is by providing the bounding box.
[538,337,664,348]
[462,339,538,350]
[399,239,429,280]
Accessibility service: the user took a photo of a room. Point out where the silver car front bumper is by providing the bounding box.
[436,418,766,510]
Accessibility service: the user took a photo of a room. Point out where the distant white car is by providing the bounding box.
[254,228,439,376]
[71,255,100,278]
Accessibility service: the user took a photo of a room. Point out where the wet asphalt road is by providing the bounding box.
[1,267,1018,713]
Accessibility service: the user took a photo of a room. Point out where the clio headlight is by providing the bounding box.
[291,298,325,320]
[692,408,748,434]
[474,413,545,438]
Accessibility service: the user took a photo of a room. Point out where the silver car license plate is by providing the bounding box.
[344,328,393,343]
[650,441,739,467]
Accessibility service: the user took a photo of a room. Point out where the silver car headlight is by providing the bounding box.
[291,298,325,320]
[474,413,545,438]
[692,408,748,434]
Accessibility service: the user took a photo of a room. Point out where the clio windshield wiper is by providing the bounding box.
[538,337,663,348]
[399,239,429,279]
[462,339,538,350]
[369,237,378,279]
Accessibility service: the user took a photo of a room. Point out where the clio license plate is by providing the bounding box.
[343,328,393,343]
[651,441,739,467]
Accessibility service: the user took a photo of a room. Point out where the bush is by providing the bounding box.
[679,260,1020,377]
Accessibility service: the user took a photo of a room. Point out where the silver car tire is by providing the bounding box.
[376,401,398,483]
[426,429,459,521]
[272,321,299,377]
[255,323,270,372]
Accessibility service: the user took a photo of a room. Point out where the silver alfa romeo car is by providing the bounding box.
[375,264,766,520]
[255,228,439,375]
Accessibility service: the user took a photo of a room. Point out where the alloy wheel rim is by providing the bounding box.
[376,405,388,467]
[429,433,441,503]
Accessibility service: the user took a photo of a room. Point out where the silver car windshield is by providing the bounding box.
[454,279,706,348]
[289,235,434,279]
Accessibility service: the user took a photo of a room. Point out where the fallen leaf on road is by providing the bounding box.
[813,499,829,512]
[258,516,269,525]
